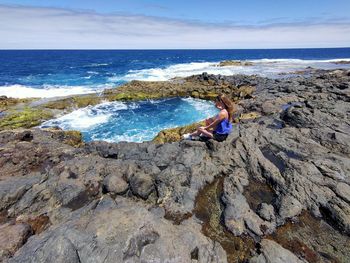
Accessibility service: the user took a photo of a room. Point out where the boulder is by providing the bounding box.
[103,175,128,194]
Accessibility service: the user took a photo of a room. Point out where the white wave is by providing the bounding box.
[41,101,131,130]
[42,108,111,130]
[117,58,350,81]
[85,63,110,67]
[251,58,350,63]
[0,84,112,98]
[99,132,149,143]
[3,58,350,99]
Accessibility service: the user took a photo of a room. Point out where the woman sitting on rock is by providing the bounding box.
[183,94,235,142]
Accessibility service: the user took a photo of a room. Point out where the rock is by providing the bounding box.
[257,203,275,222]
[335,182,350,203]
[1,69,350,262]
[0,108,53,131]
[218,60,254,67]
[278,195,303,219]
[103,175,128,194]
[0,222,32,261]
[9,198,227,263]
[129,172,155,199]
[222,175,276,237]
[250,239,305,263]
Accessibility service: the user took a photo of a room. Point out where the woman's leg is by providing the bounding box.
[190,126,213,138]
[197,127,214,138]
[190,128,202,136]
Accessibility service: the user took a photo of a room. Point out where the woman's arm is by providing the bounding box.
[205,110,227,130]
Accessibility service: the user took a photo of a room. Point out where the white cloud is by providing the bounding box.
[0,5,349,49]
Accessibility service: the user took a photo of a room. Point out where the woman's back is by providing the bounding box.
[214,109,232,135]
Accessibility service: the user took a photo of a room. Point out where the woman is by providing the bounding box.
[183,94,235,142]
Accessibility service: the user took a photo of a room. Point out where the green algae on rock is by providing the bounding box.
[152,110,261,144]
[218,60,254,67]
[34,73,258,116]
[0,96,34,112]
[152,121,205,144]
[42,128,84,147]
[268,212,350,263]
[42,95,103,110]
[0,107,53,130]
[194,177,255,263]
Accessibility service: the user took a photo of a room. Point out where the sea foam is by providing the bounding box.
[41,101,129,130]
[119,58,350,82]
[0,84,109,99]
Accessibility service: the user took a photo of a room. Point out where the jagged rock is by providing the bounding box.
[1,70,350,261]
[222,175,276,237]
[336,182,350,203]
[250,239,305,263]
[9,198,227,263]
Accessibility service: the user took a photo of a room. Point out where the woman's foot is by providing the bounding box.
[182,133,200,140]
[182,133,192,140]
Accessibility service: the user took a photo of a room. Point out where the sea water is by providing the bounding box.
[1,48,350,142]
[1,49,350,98]
[41,97,218,143]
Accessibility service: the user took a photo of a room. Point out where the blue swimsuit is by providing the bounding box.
[214,118,232,135]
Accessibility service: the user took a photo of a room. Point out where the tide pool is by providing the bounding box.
[41,97,219,143]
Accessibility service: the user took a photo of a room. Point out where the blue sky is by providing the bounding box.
[1,0,350,48]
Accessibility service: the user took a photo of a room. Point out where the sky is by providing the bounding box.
[0,0,350,49]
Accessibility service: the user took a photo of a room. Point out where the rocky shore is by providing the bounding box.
[0,69,350,262]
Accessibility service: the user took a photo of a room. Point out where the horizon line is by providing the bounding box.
[1,47,350,51]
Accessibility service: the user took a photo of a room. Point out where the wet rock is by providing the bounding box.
[267,212,350,262]
[222,175,276,237]
[218,60,254,67]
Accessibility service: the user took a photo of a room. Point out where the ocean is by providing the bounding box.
[1,48,350,142]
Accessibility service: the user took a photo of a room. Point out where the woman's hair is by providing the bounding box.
[216,94,236,121]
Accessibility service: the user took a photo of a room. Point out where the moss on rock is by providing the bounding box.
[238,112,261,121]
[152,121,205,144]
[106,92,164,101]
[0,96,33,111]
[153,111,261,144]
[237,86,256,99]
[218,60,253,67]
[43,95,102,110]
[0,107,53,130]
[62,130,84,147]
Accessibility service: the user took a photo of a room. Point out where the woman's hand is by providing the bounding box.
[198,126,207,132]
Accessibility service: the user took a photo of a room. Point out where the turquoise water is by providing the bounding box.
[41,97,219,143]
